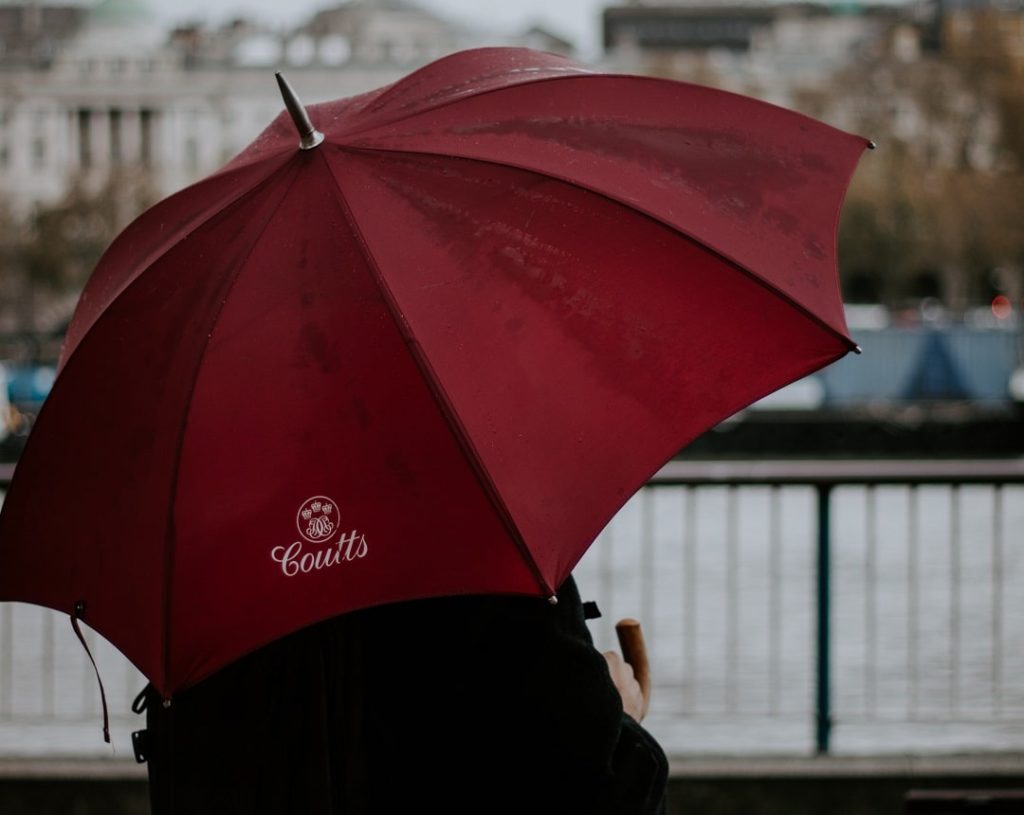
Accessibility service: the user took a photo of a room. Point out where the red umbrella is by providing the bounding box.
[0,48,870,699]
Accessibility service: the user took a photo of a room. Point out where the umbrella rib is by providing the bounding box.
[157,159,307,695]
[337,144,860,354]
[316,150,555,599]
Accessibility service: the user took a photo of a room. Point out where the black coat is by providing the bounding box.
[140,577,667,814]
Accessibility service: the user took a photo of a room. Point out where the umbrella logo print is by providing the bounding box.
[297,496,340,543]
[271,496,368,578]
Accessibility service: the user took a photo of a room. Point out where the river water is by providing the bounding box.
[2,482,1022,758]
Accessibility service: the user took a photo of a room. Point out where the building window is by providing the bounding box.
[32,137,45,168]
[78,108,92,168]
[185,137,199,173]
[392,41,418,63]
[109,108,122,165]
[319,35,351,66]
[140,108,154,168]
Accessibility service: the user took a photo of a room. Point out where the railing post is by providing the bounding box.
[815,483,832,754]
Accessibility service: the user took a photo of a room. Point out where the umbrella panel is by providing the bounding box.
[332,148,849,584]
[171,151,537,689]
[0,162,308,684]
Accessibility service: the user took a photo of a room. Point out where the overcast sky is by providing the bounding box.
[150,0,609,55]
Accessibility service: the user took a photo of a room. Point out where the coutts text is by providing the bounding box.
[271,529,368,577]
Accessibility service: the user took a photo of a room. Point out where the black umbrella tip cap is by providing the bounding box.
[867,139,877,150]
[275,71,324,151]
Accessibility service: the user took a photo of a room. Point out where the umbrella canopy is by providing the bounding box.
[0,48,870,697]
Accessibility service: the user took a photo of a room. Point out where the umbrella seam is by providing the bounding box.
[336,143,862,354]
[331,72,867,149]
[61,153,295,373]
[314,148,555,599]
[158,157,306,696]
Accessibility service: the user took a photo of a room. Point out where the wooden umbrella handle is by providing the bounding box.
[615,618,651,720]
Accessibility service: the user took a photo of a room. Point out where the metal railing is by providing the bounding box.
[2,459,1024,757]
[575,459,1024,755]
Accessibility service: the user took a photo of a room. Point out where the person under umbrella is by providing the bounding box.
[126,63,670,813]
[136,577,668,814]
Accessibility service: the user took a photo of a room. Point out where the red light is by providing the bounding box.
[992,295,1012,319]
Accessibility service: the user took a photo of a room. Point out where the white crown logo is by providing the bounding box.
[296,496,340,544]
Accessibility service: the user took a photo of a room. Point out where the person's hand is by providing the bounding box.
[602,650,646,722]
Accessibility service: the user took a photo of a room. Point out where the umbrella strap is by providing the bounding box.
[71,601,111,744]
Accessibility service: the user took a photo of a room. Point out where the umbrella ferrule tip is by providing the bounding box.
[276,71,324,151]
[853,344,863,354]
[547,594,558,606]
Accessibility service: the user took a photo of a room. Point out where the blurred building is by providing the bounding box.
[0,0,572,215]
[2,0,1023,329]
[941,0,1024,76]
[599,0,1022,155]
[597,2,999,177]
[0,0,571,332]
[601,2,900,107]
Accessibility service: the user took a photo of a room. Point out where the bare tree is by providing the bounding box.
[813,30,1024,309]
[1,172,154,332]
